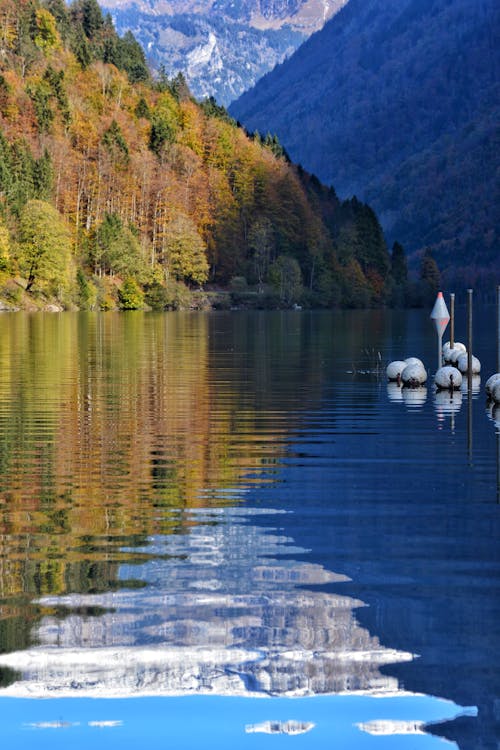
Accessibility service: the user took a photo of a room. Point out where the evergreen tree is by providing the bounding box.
[390,241,409,307]
[80,0,104,39]
[420,247,441,290]
[135,96,150,120]
[117,31,149,84]
[419,247,441,306]
[33,148,53,200]
[391,241,408,285]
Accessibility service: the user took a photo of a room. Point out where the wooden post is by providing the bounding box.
[450,293,455,349]
[467,289,473,390]
[467,289,473,461]
[497,285,500,373]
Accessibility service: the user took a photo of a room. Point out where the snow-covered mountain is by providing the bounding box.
[101,0,348,105]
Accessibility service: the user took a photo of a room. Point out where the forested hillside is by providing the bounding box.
[230,0,499,290]
[0,0,411,311]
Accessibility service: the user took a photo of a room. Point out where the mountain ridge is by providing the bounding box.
[230,0,500,286]
[102,0,347,104]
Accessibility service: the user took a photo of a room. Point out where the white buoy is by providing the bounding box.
[457,352,481,374]
[386,360,407,381]
[401,362,427,387]
[447,344,467,365]
[434,365,462,390]
[404,357,424,368]
[492,381,500,404]
[430,292,450,369]
[485,373,500,398]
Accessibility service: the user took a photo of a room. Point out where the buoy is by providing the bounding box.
[447,344,467,365]
[457,353,481,374]
[486,401,500,429]
[443,341,466,363]
[492,381,500,404]
[386,360,407,381]
[434,365,462,390]
[401,362,427,387]
[404,357,424,368]
[485,373,500,398]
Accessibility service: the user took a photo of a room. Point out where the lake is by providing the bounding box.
[0,309,498,749]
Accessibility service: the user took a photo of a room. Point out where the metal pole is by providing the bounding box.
[467,289,473,462]
[497,285,500,373]
[450,293,455,349]
[467,289,473,390]
[497,430,500,504]
[438,332,443,371]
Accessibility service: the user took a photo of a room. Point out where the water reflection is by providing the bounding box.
[460,374,482,395]
[434,389,462,417]
[0,310,497,749]
[402,386,427,409]
[387,382,429,409]
[0,508,414,698]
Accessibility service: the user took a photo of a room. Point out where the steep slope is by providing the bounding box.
[102,0,348,105]
[0,0,397,311]
[230,0,500,285]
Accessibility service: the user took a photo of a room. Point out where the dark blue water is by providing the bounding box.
[0,309,498,749]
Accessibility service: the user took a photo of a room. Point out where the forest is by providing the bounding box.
[231,0,499,293]
[0,0,431,311]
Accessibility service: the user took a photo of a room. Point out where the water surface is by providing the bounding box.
[0,310,498,749]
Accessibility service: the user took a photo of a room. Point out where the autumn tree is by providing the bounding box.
[92,213,145,278]
[269,255,303,305]
[161,213,209,286]
[17,199,72,292]
[118,277,144,309]
[248,216,274,289]
[0,215,10,271]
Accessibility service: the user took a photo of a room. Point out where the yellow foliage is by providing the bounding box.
[34,9,61,55]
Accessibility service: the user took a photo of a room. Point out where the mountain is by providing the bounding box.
[0,0,400,311]
[101,0,348,105]
[230,0,500,287]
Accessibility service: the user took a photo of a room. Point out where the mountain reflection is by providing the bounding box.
[0,508,414,698]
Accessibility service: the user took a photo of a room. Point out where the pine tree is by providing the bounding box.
[391,241,408,285]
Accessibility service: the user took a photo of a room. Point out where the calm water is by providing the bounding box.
[0,310,498,749]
